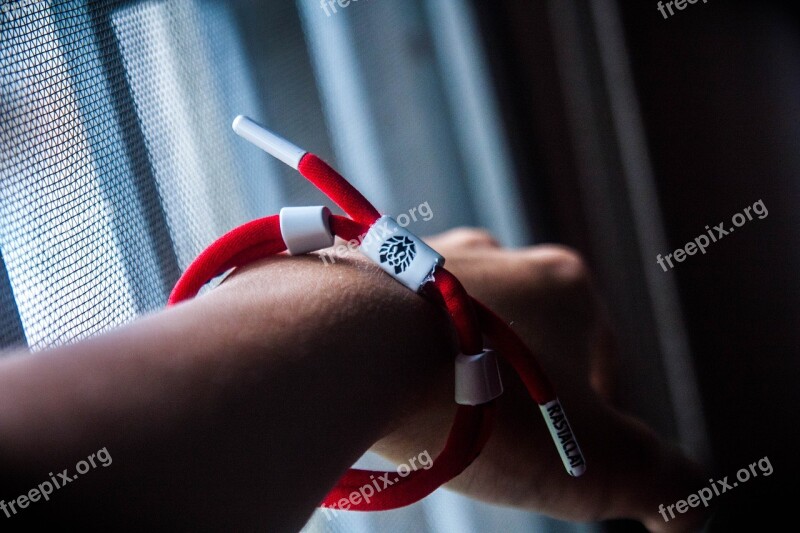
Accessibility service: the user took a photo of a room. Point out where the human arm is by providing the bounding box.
[0,229,706,531]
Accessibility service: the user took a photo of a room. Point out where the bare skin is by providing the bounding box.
[0,228,706,531]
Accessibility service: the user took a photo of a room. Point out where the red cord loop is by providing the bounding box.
[168,148,582,512]
[297,154,381,226]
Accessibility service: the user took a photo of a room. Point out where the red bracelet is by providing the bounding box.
[167,116,586,512]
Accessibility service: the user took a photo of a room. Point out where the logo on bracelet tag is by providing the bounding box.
[379,235,416,274]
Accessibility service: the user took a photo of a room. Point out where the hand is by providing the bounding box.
[370,228,708,532]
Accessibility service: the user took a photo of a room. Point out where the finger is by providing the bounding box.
[423,227,501,253]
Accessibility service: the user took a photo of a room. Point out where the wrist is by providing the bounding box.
[211,251,457,439]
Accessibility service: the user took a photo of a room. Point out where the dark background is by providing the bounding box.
[473,0,799,529]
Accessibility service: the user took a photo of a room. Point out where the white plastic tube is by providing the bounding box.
[232,115,307,170]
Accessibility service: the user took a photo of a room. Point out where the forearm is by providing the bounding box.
[0,254,453,530]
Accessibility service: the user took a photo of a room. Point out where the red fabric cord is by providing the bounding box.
[472,298,556,405]
[298,154,381,226]
[329,215,368,242]
[431,268,483,356]
[167,215,369,306]
[167,151,562,512]
[320,404,495,510]
[168,215,284,305]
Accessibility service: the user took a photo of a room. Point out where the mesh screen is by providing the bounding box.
[0,0,283,349]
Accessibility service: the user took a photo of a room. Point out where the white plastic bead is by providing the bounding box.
[279,206,335,255]
[454,349,504,406]
[358,216,444,292]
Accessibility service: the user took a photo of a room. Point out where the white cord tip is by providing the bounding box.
[540,399,586,477]
[232,115,307,170]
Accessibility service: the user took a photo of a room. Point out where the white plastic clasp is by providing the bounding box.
[279,206,335,255]
[454,349,504,405]
[359,216,444,292]
[540,398,587,477]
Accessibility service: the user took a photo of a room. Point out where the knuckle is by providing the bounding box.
[514,245,597,324]
[527,245,591,290]
[443,227,500,249]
